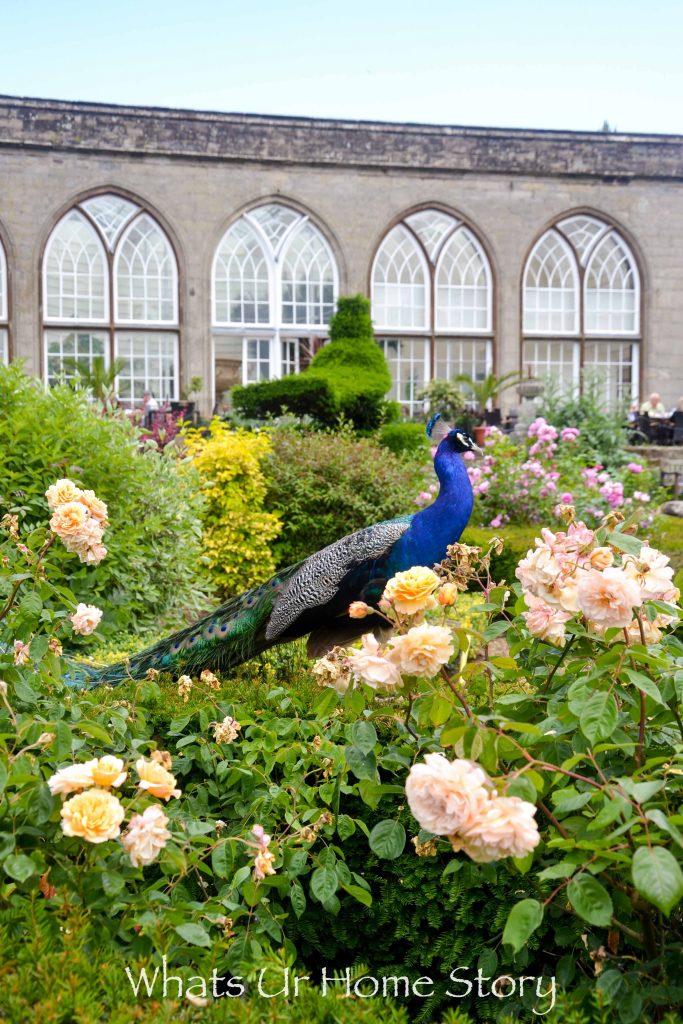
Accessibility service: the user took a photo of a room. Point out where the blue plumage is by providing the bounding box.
[70,422,478,687]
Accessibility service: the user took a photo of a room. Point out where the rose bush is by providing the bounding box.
[413,418,661,530]
[1,486,682,1021]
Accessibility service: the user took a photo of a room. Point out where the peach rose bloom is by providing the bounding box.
[254,847,276,880]
[45,478,83,510]
[60,788,125,843]
[79,489,108,524]
[453,795,540,863]
[78,542,108,566]
[523,593,571,646]
[405,754,491,836]
[383,566,440,615]
[136,757,182,800]
[438,582,459,607]
[590,546,614,570]
[577,567,643,629]
[122,805,171,868]
[70,603,103,636]
[90,755,127,789]
[347,633,403,689]
[348,601,371,619]
[48,762,96,795]
[50,501,90,539]
[388,623,454,678]
[516,546,563,604]
[623,545,674,601]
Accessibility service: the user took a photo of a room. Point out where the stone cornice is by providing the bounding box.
[1,94,683,180]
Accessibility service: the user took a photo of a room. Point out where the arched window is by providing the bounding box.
[212,203,338,397]
[42,193,179,406]
[0,236,8,365]
[371,208,493,416]
[522,214,640,404]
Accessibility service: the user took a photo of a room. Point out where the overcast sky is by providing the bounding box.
[0,0,678,134]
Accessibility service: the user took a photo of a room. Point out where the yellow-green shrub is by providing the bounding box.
[182,421,281,595]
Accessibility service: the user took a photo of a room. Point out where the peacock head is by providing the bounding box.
[426,414,482,456]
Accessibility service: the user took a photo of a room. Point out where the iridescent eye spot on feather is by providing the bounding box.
[171,641,182,653]
[219,623,229,634]
[204,625,215,640]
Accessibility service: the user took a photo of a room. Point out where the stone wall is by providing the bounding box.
[2,95,683,415]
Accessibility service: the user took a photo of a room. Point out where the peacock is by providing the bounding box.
[71,415,479,688]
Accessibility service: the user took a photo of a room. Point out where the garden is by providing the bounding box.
[1,297,682,1024]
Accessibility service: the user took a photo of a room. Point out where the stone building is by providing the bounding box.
[1,94,683,417]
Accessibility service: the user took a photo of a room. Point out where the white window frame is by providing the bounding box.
[113,213,179,327]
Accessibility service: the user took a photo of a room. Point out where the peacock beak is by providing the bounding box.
[470,442,484,456]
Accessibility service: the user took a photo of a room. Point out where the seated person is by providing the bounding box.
[640,392,668,418]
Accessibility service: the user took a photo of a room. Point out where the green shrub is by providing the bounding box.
[307,296,391,430]
[263,425,425,566]
[0,363,211,634]
[416,379,467,425]
[182,420,282,596]
[461,523,540,584]
[231,375,337,425]
[378,422,431,458]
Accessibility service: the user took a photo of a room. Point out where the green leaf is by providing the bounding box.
[19,592,42,619]
[313,688,338,718]
[596,969,625,1004]
[77,721,113,744]
[350,721,377,754]
[174,923,212,948]
[368,820,406,860]
[290,879,306,918]
[645,810,683,849]
[345,745,377,781]
[336,814,356,841]
[607,530,643,557]
[483,620,511,642]
[580,691,618,744]
[588,796,631,832]
[567,874,613,926]
[0,760,7,797]
[622,669,665,706]
[502,899,544,953]
[342,883,372,907]
[632,846,683,916]
[537,861,577,882]
[4,853,38,882]
[101,871,125,896]
[429,694,452,726]
[618,778,665,804]
[211,842,233,879]
[310,866,338,903]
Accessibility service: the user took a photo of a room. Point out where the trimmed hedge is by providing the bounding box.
[461,523,540,585]
[231,375,337,423]
[378,422,431,458]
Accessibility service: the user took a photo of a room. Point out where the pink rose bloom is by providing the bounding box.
[70,603,103,636]
[405,754,492,836]
[463,451,475,461]
[560,492,573,504]
[560,427,580,442]
[454,796,540,863]
[489,515,503,528]
[430,445,438,460]
[627,462,643,474]
[122,805,171,868]
[577,567,643,629]
[346,633,402,690]
[414,492,431,507]
[633,490,650,504]
[523,593,572,645]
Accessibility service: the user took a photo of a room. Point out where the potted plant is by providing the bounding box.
[454,371,523,445]
[172,376,203,422]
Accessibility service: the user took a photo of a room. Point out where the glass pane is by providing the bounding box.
[214,219,270,326]
[115,215,177,324]
[376,337,428,417]
[44,212,108,322]
[372,226,427,330]
[114,331,178,407]
[523,231,579,335]
[44,330,109,388]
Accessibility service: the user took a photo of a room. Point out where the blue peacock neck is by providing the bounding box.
[388,442,474,573]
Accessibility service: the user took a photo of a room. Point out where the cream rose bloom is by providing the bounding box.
[213,716,241,743]
[388,623,454,678]
[405,754,491,836]
[90,755,127,789]
[46,478,83,510]
[577,567,643,629]
[347,633,403,689]
[122,805,171,867]
[136,757,182,800]
[516,546,563,604]
[70,603,103,636]
[623,545,675,601]
[312,655,351,694]
[253,847,276,880]
[523,593,571,646]
[50,501,90,540]
[48,762,96,795]
[453,795,540,863]
[383,566,440,615]
[79,489,108,524]
[60,788,125,843]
